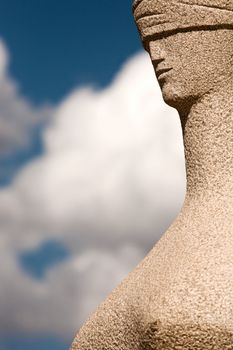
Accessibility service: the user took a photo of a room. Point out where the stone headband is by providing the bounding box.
[133,0,233,43]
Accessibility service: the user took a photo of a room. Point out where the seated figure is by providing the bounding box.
[71,1,233,348]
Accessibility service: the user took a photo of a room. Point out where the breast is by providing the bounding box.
[140,319,233,349]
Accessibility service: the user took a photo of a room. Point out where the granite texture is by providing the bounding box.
[70,1,233,349]
[133,0,233,45]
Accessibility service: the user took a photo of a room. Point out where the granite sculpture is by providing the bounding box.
[70,1,233,348]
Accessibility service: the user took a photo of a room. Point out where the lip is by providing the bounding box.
[156,68,172,79]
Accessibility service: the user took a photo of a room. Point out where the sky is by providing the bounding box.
[0,1,186,350]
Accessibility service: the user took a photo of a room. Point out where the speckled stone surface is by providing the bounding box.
[133,0,233,44]
[70,1,233,349]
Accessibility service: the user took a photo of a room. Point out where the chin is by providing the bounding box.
[161,84,196,114]
[161,84,182,108]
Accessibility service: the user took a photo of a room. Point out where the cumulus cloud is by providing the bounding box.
[0,46,186,337]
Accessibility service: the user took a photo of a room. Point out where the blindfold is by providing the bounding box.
[133,0,233,43]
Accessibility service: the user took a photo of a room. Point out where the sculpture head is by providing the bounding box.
[133,0,233,114]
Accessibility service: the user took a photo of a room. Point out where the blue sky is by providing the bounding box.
[0,1,185,350]
[0,0,140,104]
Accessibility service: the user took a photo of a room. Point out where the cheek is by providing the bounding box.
[173,60,210,95]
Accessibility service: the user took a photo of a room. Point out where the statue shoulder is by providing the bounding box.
[70,273,146,350]
[70,243,167,350]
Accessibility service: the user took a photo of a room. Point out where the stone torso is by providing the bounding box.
[71,193,233,349]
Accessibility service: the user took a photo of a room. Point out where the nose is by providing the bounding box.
[148,41,165,67]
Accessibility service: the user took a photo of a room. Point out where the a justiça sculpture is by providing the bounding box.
[71,0,233,348]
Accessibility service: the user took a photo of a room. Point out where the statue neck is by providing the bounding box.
[180,85,233,205]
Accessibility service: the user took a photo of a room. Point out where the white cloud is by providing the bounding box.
[0,245,143,337]
[0,47,186,337]
[0,39,50,158]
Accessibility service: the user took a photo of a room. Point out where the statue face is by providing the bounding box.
[147,29,233,113]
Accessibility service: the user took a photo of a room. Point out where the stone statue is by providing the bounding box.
[70,1,233,348]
